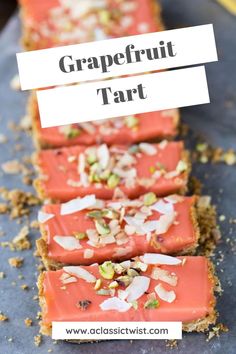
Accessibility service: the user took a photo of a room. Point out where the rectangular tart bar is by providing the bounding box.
[29,94,179,149]
[19,0,163,50]
[21,1,179,148]
[37,194,200,268]
[34,142,190,202]
[38,255,217,336]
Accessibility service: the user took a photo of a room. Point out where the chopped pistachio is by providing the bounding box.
[125,115,139,129]
[87,153,97,165]
[94,278,102,290]
[132,261,148,272]
[149,166,156,174]
[73,232,87,240]
[116,275,132,287]
[102,209,119,219]
[107,174,120,189]
[87,210,103,219]
[96,288,111,296]
[196,143,208,152]
[99,261,114,280]
[143,192,157,206]
[95,219,110,235]
[67,128,81,139]
[108,280,119,289]
[99,10,110,25]
[128,145,139,154]
[176,160,188,173]
[127,268,140,278]
[200,155,208,164]
[131,301,138,310]
[99,170,111,181]
[219,215,226,222]
[89,172,101,183]
[90,162,99,172]
[156,162,166,170]
[114,263,125,274]
[88,209,118,220]
[144,298,159,309]
[224,150,236,165]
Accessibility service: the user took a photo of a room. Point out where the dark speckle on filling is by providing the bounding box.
[77,299,92,310]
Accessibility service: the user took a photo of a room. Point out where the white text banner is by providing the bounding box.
[52,321,182,340]
[37,66,209,128]
[17,24,217,90]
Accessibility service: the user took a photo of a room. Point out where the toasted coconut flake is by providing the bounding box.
[151,267,177,286]
[151,200,174,215]
[80,172,89,187]
[158,140,168,150]
[107,202,122,210]
[124,216,144,235]
[117,289,129,300]
[80,122,96,134]
[132,260,148,272]
[146,232,152,243]
[100,297,132,312]
[164,170,179,179]
[140,253,182,265]
[60,195,96,215]
[63,266,96,283]
[142,220,159,233]
[113,167,136,179]
[78,153,85,174]
[176,160,188,173]
[54,236,82,251]
[120,260,131,269]
[116,235,129,247]
[124,276,150,302]
[62,276,77,284]
[83,249,94,259]
[86,229,99,241]
[124,216,143,227]
[97,144,110,169]
[59,124,72,136]
[59,272,70,281]
[113,246,133,257]
[125,211,175,235]
[155,213,176,234]
[38,211,55,223]
[87,199,105,210]
[100,235,116,245]
[155,283,176,303]
[117,153,136,168]
[113,187,127,199]
[10,74,20,90]
[2,160,22,174]
[139,143,157,155]
[197,196,211,208]
[164,195,184,204]
[124,224,136,235]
